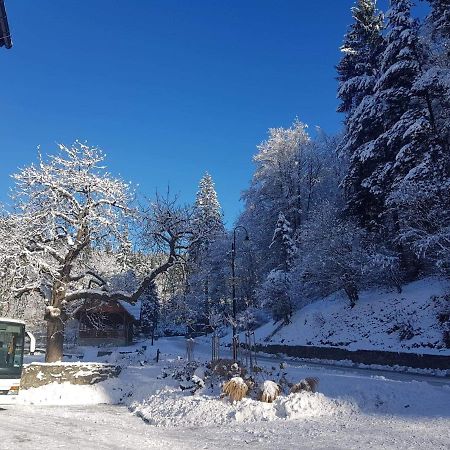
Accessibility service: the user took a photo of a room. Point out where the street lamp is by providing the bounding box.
[231,225,249,361]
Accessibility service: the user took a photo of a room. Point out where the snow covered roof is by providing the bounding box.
[0,317,26,325]
[119,300,142,322]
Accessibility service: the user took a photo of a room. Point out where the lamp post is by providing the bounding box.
[231,225,249,361]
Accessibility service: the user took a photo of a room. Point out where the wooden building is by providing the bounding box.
[76,300,141,347]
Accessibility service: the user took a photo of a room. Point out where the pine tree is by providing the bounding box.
[187,173,224,324]
[428,0,450,56]
[370,0,424,191]
[140,282,159,338]
[192,172,224,250]
[338,0,386,227]
[389,0,450,273]
[420,0,450,149]
[259,213,298,323]
[270,212,297,271]
[371,0,446,206]
[337,0,385,118]
[344,0,450,278]
[343,0,440,230]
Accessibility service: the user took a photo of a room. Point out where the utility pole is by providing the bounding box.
[231,225,249,361]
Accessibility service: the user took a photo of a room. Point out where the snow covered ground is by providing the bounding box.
[2,403,449,450]
[1,336,448,449]
[252,277,450,355]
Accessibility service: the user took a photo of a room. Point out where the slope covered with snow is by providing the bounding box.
[254,278,450,355]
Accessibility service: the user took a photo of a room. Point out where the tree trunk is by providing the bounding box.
[45,284,66,363]
[344,281,359,308]
[45,316,65,362]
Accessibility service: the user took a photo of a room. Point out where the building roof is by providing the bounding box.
[119,300,142,322]
[0,0,12,49]
[0,317,26,325]
[74,300,142,323]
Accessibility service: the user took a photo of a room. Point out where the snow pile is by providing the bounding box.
[131,388,232,427]
[255,277,450,354]
[17,380,123,406]
[234,392,356,423]
[232,398,278,423]
[130,389,356,427]
[281,392,356,419]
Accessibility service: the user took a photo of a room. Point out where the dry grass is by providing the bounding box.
[222,376,249,402]
[259,380,281,403]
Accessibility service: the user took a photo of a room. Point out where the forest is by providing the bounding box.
[0,0,449,362]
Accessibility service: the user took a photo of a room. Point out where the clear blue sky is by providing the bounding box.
[0,0,428,226]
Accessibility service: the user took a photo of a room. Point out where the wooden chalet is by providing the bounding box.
[76,300,141,347]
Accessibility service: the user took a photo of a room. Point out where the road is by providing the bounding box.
[171,336,450,388]
[1,403,449,450]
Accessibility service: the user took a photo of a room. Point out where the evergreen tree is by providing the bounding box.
[420,0,450,149]
[337,0,385,118]
[191,172,224,256]
[389,0,450,273]
[428,0,450,56]
[259,213,298,322]
[343,0,440,229]
[269,212,297,271]
[140,282,159,338]
[372,0,446,210]
[187,172,224,325]
[370,0,424,192]
[338,0,386,227]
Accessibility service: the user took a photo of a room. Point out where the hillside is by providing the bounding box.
[253,278,450,355]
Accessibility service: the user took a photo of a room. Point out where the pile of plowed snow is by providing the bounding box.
[130,388,357,427]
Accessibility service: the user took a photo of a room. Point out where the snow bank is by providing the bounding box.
[130,389,356,427]
[281,392,357,419]
[17,380,123,406]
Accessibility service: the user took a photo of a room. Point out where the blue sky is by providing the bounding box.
[0,0,428,226]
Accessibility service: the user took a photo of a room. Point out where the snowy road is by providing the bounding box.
[172,335,450,387]
[1,404,449,450]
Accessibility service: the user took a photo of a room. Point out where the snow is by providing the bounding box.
[2,335,448,449]
[127,357,449,428]
[0,317,26,325]
[253,277,450,355]
[2,403,448,450]
[16,381,119,406]
[119,299,142,321]
[132,390,353,427]
[260,380,280,400]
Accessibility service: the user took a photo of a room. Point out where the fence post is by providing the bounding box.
[186,338,195,362]
[251,331,257,367]
[211,333,220,361]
